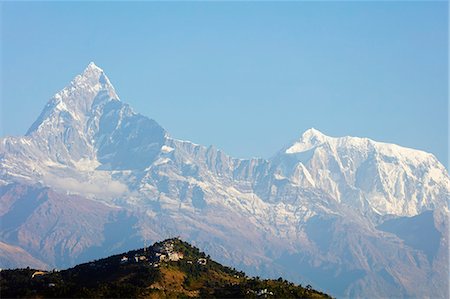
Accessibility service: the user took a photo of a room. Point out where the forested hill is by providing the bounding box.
[0,238,332,298]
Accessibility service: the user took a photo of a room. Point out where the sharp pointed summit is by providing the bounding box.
[76,61,105,83]
[26,63,120,136]
[70,62,118,101]
[86,61,103,71]
[77,62,113,88]
[22,63,165,170]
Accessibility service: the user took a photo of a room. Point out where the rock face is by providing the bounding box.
[1,63,449,298]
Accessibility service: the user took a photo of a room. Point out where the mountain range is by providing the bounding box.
[1,63,449,298]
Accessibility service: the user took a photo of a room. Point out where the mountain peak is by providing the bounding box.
[301,128,326,140]
[25,63,119,135]
[60,62,119,106]
[79,62,110,83]
[86,61,102,71]
[73,62,113,90]
[285,128,328,154]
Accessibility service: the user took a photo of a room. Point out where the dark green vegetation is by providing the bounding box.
[1,238,332,298]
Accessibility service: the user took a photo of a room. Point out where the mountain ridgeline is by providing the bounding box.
[0,238,332,299]
[0,63,448,298]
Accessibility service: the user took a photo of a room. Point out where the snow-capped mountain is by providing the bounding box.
[271,128,448,217]
[1,63,448,298]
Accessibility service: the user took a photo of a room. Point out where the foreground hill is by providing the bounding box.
[0,238,331,299]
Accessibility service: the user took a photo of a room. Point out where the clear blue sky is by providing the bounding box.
[1,2,448,167]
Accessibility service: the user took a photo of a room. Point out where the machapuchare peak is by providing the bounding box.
[86,61,103,72]
[73,62,115,92]
[25,62,120,135]
[57,62,119,107]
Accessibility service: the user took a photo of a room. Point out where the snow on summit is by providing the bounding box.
[285,128,328,153]
[286,128,438,164]
[26,62,120,136]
